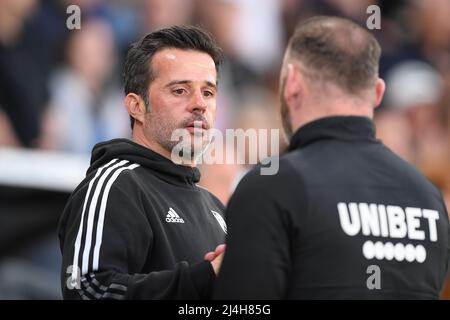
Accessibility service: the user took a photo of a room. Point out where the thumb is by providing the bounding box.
[204,251,216,262]
[214,244,226,256]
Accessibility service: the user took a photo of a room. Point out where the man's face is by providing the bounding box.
[143,48,218,159]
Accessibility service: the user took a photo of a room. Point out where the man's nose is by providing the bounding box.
[190,91,207,113]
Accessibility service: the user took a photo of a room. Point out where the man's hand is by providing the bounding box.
[204,244,225,276]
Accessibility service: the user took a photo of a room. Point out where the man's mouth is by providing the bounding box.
[186,120,208,130]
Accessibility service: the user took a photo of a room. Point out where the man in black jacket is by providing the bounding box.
[214,16,450,299]
[59,26,227,299]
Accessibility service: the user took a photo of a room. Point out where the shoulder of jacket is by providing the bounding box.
[73,161,141,199]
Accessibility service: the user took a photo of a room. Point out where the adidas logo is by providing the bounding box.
[166,207,185,223]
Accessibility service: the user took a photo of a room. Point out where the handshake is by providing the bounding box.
[204,244,226,276]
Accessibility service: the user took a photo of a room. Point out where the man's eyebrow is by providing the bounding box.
[166,80,190,87]
[166,80,218,89]
[205,81,218,89]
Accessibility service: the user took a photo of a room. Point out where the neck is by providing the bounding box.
[291,97,374,134]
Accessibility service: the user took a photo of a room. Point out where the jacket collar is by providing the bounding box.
[288,116,377,151]
[89,139,200,187]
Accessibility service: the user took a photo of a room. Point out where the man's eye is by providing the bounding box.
[203,90,215,97]
[173,89,186,95]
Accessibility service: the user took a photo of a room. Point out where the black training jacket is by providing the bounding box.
[58,139,226,299]
[214,116,450,299]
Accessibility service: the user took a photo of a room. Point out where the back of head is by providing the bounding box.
[287,16,381,95]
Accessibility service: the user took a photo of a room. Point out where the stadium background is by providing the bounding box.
[0,0,449,299]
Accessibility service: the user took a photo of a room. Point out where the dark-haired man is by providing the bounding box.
[214,16,449,299]
[59,26,227,299]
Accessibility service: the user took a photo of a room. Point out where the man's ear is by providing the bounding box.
[374,78,386,109]
[284,64,303,111]
[125,93,146,125]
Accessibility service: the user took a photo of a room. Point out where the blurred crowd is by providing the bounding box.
[0,0,449,297]
[1,0,450,205]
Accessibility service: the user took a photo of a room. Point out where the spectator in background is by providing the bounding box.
[41,19,130,154]
[143,0,195,31]
[229,0,284,77]
[196,0,263,131]
[405,0,450,215]
[0,0,47,147]
[381,60,445,164]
